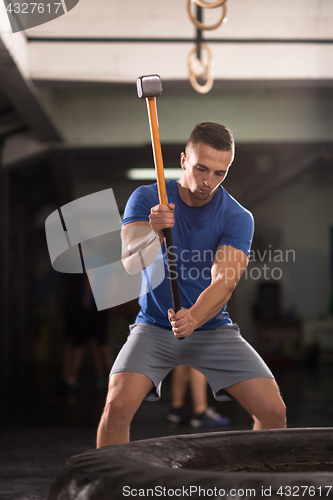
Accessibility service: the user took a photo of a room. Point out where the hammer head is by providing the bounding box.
[137,74,163,99]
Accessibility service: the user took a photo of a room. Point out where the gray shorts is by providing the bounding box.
[110,322,274,402]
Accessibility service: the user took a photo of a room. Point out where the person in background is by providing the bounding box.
[61,274,113,393]
[167,365,231,427]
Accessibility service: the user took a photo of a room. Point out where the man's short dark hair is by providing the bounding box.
[186,122,234,153]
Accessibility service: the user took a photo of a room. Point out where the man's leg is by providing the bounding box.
[224,377,286,429]
[96,371,154,448]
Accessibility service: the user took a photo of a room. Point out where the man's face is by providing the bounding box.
[179,142,233,207]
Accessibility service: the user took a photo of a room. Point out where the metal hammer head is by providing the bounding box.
[137,74,163,99]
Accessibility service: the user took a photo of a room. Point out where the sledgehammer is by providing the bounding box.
[136,74,183,338]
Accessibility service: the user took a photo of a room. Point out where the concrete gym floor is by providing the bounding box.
[1,363,333,500]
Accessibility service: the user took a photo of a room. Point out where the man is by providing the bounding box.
[96,122,286,448]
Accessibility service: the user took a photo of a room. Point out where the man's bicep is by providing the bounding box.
[211,245,249,286]
[121,222,160,275]
[122,220,150,238]
[121,222,150,253]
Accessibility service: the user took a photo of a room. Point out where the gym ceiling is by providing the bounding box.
[0,0,333,210]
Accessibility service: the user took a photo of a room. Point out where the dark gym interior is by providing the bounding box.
[1,2,333,499]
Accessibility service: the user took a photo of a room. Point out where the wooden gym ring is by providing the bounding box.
[188,43,214,94]
[194,0,227,9]
[186,0,227,30]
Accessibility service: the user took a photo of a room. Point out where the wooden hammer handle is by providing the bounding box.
[146,97,168,206]
[146,97,183,332]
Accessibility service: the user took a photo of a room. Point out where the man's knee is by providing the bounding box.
[274,399,287,426]
[102,394,131,431]
[255,398,286,428]
[270,400,286,424]
[100,371,154,433]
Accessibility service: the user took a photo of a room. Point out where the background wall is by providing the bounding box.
[37,85,333,145]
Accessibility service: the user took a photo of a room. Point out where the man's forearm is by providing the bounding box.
[190,278,236,330]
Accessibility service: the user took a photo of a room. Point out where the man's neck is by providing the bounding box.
[177,179,219,208]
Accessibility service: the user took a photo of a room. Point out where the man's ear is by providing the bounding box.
[180,152,186,170]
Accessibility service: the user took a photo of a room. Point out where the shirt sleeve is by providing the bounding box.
[122,186,158,226]
[217,210,254,257]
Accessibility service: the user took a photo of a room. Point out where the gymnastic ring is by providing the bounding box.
[188,44,214,93]
[189,68,214,94]
[188,43,213,80]
[187,0,227,30]
[193,0,227,9]
[188,48,210,79]
[188,43,213,73]
[190,59,208,79]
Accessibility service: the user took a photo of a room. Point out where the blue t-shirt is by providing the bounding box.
[122,180,254,330]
